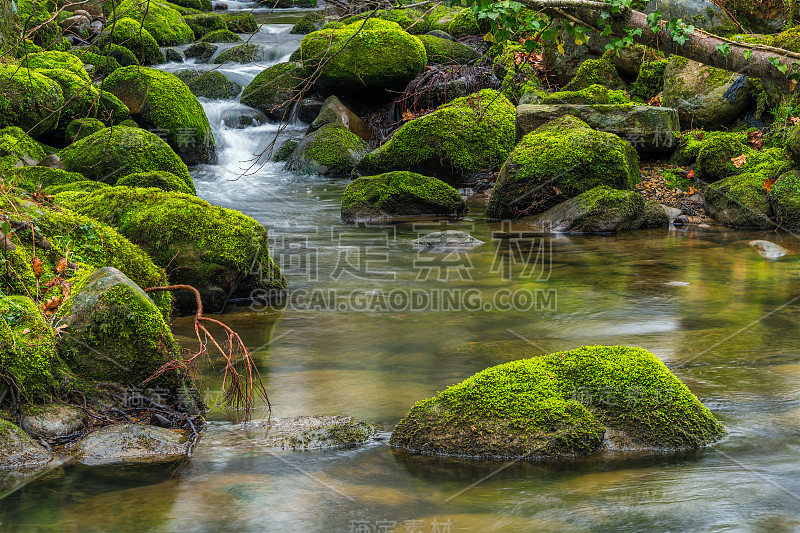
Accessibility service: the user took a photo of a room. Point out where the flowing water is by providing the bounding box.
[2,7,800,532]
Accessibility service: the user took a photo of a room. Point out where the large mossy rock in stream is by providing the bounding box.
[102,66,215,165]
[201,29,242,43]
[357,89,516,184]
[417,34,479,65]
[20,51,89,80]
[300,19,427,96]
[175,70,241,101]
[769,171,800,228]
[662,57,752,130]
[56,187,286,312]
[0,194,172,314]
[183,13,227,39]
[287,124,369,177]
[341,171,467,222]
[704,172,775,228]
[0,127,47,173]
[0,420,52,469]
[58,126,194,190]
[34,68,100,140]
[240,62,308,122]
[95,18,166,65]
[390,345,725,459]
[515,103,680,153]
[55,267,180,386]
[487,116,639,220]
[518,186,668,233]
[110,0,194,46]
[74,424,188,465]
[0,296,59,400]
[0,65,64,138]
[212,43,260,64]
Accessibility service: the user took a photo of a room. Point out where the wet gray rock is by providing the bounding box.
[36,154,64,169]
[412,230,484,247]
[219,106,268,129]
[516,104,680,153]
[60,14,91,36]
[185,42,218,63]
[20,404,88,441]
[164,48,183,63]
[748,240,790,259]
[74,424,188,465]
[297,97,325,123]
[663,206,683,223]
[0,420,51,469]
[309,95,370,142]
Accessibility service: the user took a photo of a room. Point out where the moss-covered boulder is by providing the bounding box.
[56,187,286,312]
[5,166,85,192]
[309,95,370,142]
[662,57,752,130]
[272,139,298,162]
[341,171,467,222]
[0,64,64,138]
[21,51,89,81]
[102,66,215,165]
[221,12,258,33]
[0,296,58,400]
[0,193,171,315]
[212,43,259,64]
[0,419,52,469]
[65,117,106,143]
[70,49,123,79]
[563,51,626,91]
[542,84,611,105]
[43,180,110,195]
[520,186,668,233]
[200,29,242,43]
[447,8,480,37]
[58,126,193,191]
[358,89,515,183]
[36,68,100,139]
[116,171,195,194]
[769,171,800,228]
[300,19,427,95]
[175,70,241,100]
[184,13,227,38]
[290,12,323,34]
[0,127,47,173]
[111,0,194,45]
[390,345,725,459]
[184,42,217,63]
[631,58,668,100]
[95,18,165,65]
[705,172,774,228]
[287,124,369,177]
[418,34,479,64]
[695,132,749,182]
[95,42,140,67]
[55,267,180,386]
[487,116,639,220]
[240,62,307,121]
[74,423,188,465]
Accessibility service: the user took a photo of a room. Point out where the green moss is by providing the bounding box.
[695,132,749,181]
[96,18,165,65]
[290,13,321,34]
[300,19,427,93]
[487,116,639,220]
[43,180,110,195]
[111,0,194,46]
[56,187,286,306]
[0,64,64,138]
[185,42,217,63]
[22,51,90,82]
[769,170,800,227]
[448,8,479,37]
[358,89,515,182]
[423,5,462,32]
[58,126,194,191]
[705,171,773,227]
[564,51,626,91]
[390,345,725,458]
[0,127,47,173]
[200,29,242,43]
[36,68,100,136]
[96,91,131,125]
[220,13,257,33]
[175,70,241,100]
[240,62,307,120]
[774,26,800,53]
[116,171,196,194]
[417,34,478,65]
[0,296,58,400]
[631,58,668,100]
[70,49,123,77]
[341,171,467,221]
[102,66,215,165]
[542,84,610,105]
[169,0,212,12]
[272,139,298,162]
[731,33,775,46]
[289,124,368,176]
[5,166,85,192]
[492,42,543,103]
[94,43,140,67]
[212,43,258,64]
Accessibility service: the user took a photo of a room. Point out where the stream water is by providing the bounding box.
[1,6,800,532]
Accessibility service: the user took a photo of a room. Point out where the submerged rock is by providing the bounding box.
[0,420,52,469]
[412,230,483,247]
[390,345,725,459]
[341,171,467,222]
[20,403,88,440]
[748,240,790,259]
[74,424,188,465]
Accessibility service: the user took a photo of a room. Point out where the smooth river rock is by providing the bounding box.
[748,240,790,259]
[515,104,680,153]
[19,403,88,441]
[0,420,52,469]
[412,230,484,247]
[74,424,189,465]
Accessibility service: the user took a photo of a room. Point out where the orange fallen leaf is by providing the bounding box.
[790,117,800,126]
[21,328,30,335]
[32,257,43,279]
[56,257,68,273]
[731,154,748,168]
[687,170,695,179]
[401,109,416,122]
[764,178,777,191]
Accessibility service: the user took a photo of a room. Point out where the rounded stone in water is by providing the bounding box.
[412,230,484,248]
[219,107,268,129]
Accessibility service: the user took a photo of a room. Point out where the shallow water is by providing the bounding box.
[2,8,800,532]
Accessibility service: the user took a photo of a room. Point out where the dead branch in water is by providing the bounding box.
[143,284,270,419]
